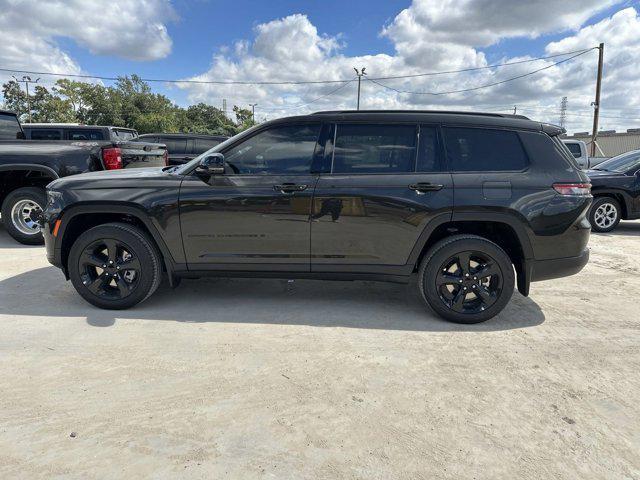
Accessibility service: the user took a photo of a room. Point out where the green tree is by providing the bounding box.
[31,85,75,123]
[2,80,27,120]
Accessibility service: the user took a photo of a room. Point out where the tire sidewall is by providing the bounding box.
[420,236,515,324]
[68,224,159,309]
[1,187,46,245]
[589,197,621,233]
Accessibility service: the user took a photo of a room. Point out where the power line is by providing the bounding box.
[0,47,597,86]
[257,79,356,112]
[366,49,595,96]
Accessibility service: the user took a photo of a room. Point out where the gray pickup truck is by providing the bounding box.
[0,112,167,244]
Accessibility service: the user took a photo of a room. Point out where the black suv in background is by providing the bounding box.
[136,133,228,165]
[42,111,591,323]
[586,149,640,232]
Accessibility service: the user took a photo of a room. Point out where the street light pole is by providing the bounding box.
[249,103,257,124]
[354,67,366,110]
[12,75,40,123]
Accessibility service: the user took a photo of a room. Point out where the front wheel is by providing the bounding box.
[1,187,46,245]
[589,197,621,233]
[418,235,515,324]
[68,223,162,309]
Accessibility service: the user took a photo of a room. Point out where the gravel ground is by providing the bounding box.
[0,221,638,479]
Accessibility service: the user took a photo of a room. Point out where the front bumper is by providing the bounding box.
[530,248,590,282]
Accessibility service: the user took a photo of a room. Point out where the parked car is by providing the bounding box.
[41,110,591,324]
[586,149,640,232]
[562,139,608,169]
[0,112,168,244]
[136,133,228,165]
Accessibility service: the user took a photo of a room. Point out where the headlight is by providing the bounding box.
[46,189,64,207]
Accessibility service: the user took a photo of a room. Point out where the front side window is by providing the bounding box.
[67,129,104,140]
[417,125,444,172]
[332,124,417,174]
[30,129,62,140]
[223,124,320,175]
[444,127,528,172]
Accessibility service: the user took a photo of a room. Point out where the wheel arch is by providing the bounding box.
[590,188,630,219]
[0,164,59,205]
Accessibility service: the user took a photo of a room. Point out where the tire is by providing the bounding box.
[418,234,515,324]
[589,196,621,233]
[1,187,46,245]
[68,223,162,309]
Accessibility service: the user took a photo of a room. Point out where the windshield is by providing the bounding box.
[175,126,259,174]
[593,150,640,173]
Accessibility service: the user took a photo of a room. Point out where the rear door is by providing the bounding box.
[179,122,322,271]
[311,122,453,275]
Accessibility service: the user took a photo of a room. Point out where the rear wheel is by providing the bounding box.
[418,235,515,324]
[1,187,46,245]
[589,196,621,233]
[68,223,162,309]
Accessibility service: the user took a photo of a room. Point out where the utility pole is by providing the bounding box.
[513,105,517,115]
[222,98,227,118]
[590,43,604,157]
[559,96,568,128]
[354,67,366,110]
[249,103,257,124]
[12,75,40,123]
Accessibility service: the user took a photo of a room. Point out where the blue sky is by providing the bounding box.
[2,0,640,131]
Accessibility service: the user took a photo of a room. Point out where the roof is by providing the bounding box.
[22,124,136,130]
[0,109,17,116]
[138,132,229,140]
[264,109,559,134]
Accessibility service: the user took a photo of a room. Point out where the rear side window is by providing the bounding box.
[0,113,21,140]
[444,127,528,172]
[30,129,62,140]
[195,138,222,152]
[565,143,582,158]
[67,129,104,140]
[333,124,417,174]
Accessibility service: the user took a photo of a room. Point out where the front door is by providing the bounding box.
[311,123,453,275]
[179,123,322,271]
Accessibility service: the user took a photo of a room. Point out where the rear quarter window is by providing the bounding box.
[443,127,528,172]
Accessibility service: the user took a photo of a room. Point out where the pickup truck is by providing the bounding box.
[562,139,608,169]
[0,111,167,245]
[136,133,228,165]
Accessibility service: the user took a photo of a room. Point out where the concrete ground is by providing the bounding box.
[0,221,638,479]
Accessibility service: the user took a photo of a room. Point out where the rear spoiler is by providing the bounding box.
[541,123,566,137]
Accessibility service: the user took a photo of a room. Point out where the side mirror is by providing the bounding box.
[16,131,25,140]
[196,153,225,176]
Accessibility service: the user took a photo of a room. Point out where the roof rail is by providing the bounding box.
[311,109,530,120]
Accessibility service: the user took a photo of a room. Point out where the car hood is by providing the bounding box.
[49,167,180,190]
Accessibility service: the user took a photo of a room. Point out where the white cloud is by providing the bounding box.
[0,0,175,81]
[180,1,640,134]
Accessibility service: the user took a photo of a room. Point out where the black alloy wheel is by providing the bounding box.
[419,235,515,324]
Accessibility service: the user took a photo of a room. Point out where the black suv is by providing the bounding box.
[136,133,228,165]
[42,111,592,323]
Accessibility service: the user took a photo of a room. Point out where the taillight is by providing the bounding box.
[102,147,123,170]
[163,149,169,166]
[553,183,591,196]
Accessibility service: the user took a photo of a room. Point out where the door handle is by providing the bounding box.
[409,182,444,194]
[274,183,308,194]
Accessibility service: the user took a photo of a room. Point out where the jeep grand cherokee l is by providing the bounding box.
[41,111,591,324]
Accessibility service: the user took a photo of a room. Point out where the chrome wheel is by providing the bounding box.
[10,199,42,236]
[593,202,618,230]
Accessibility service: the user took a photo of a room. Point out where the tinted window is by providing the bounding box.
[162,138,187,154]
[0,113,21,140]
[444,127,528,171]
[565,143,582,158]
[195,138,222,153]
[30,129,62,140]
[333,124,417,174]
[224,124,320,175]
[67,129,104,140]
[417,125,443,172]
[595,150,640,173]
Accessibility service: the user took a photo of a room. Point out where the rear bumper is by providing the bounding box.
[530,248,590,282]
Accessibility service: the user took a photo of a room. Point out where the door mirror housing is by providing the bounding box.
[196,153,225,176]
